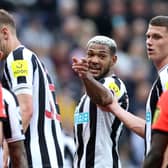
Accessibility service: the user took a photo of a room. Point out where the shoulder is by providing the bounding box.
[7,46,36,61]
[102,75,127,94]
[159,66,168,89]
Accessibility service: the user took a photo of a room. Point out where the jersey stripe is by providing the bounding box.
[111,118,121,168]
[3,63,11,90]
[3,102,11,137]
[86,101,97,167]
[25,127,32,165]
[150,78,162,119]
[77,96,87,167]
[52,120,63,166]
[38,64,51,166]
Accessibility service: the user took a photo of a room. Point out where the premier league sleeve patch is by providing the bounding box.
[108,82,121,97]
[11,60,28,78]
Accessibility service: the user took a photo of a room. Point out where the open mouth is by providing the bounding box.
[147,48,155,55]
[89,68,101,75]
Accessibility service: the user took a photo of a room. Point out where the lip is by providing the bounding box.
[89,68,100,75]
[147,48,155,54]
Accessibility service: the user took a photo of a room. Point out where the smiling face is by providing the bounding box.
[146,25,168,69]
[86,43,117,80]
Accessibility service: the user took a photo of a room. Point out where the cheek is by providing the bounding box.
[0,40,4,51]
[101,61,111,70]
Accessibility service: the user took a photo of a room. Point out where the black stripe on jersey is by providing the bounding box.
[118,92,128,109]
[113,76,121,89]
[86,100,97,168]
[25,127,33,166]
[13,47,27,84]
[52,120,63,167]
[3,63,12,90]
[64,145,74,168]
[31,55,37,76]
[7,89,24,135]
[150,78,162,119]
[111,118,121,168]
[38,64,51,167]
[3,102,11,139]
[77,96,87,168]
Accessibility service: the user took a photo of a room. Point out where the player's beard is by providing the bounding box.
[94,65,111,80]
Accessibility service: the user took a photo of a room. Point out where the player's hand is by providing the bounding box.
[72,56,89,78]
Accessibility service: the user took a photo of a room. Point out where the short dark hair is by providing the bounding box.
[149,16,168,28]
[0,9,16,32]
[87,35,117,55]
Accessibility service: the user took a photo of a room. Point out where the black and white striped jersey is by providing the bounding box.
[0,87,25,168]
[62,131,75,168]
[145,64,168,155]
[73,75,129,168]
[2,87,25,143]
[2,45,64,168]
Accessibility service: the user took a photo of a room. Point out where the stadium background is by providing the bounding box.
[1,0,167,167]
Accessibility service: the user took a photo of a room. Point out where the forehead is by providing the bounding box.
[146,25,168,36]
[87,43,110,53]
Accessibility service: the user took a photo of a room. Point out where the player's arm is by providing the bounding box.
[143,133,168,168]
[8,140,28,168]
[99,97,145,138]
[6,53,34,132]
[16,94,33,132]
[72,57,112,105]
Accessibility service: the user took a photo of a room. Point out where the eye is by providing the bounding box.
[99,55,105,59]
[87,52,94,58]
[145,34,150,39]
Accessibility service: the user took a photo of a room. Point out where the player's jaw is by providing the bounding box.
[89,64,110,80]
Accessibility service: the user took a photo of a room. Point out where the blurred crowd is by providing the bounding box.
[1,0,168,167]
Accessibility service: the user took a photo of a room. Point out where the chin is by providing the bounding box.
[94,74,102,80]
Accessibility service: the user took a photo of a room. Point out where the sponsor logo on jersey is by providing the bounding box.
[11,60,28,77]
[74,112,89,124]
[146,111,151,123]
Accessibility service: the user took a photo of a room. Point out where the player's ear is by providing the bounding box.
[111,55,117,65]
[0,26,9,40]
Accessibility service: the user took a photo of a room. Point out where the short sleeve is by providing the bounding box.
[102,75,129,110]
[4,47,34,95]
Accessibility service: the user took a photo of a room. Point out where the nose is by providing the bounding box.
[146,37,152,47]
[90,55,99,63]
